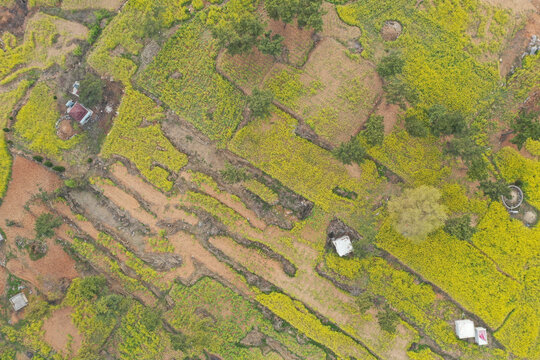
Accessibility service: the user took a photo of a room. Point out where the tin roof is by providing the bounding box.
[9,293,28,311]
[68,103,89,123]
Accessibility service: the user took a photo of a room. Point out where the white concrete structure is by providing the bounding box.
[9,293,28,311]
[455,319,475,339]
[475,327,488,345]
[332,235,353,257]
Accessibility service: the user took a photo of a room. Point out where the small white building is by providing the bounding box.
[9,293,28,311]
[332,235,353,257]
[455,319,475,339]
[475,327,488,346]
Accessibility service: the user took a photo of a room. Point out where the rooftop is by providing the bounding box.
[455,319,475,339]
[9,293,28,311]
[332,235,353,257]
[68,102,92,125]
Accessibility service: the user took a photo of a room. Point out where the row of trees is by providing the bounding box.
[211,0,323,56]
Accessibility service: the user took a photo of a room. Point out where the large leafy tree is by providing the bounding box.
[79,73,104,108]
[265,0,323,31]
[212,12,264,55]
[510,110,540,149]
[248,88,274,118]
[428,104,466,136]
[388,185,448,240]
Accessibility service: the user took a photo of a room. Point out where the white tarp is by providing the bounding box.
[332,236,353,257]
[455,319,475,339]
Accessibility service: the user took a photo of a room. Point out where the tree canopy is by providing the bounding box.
[388,185,448,240]
[265,0,324,31]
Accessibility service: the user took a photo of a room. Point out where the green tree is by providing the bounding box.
[510,110,540,149]
[383,77,416,108]
[248,88,274,118]
[444,215,476,241]
[265,0,323,31]
[79,73,104,108]
[388,185,448,240]
[376,53,404,78]
[212,12,264,55]
[377,306,400,333]
[257,31,284,57]
[428,104,466,136]
[363,114,384,146]
[479,179,510,201]
[404,113,429,137]
[34,213,62,239]
[333,138,366,165]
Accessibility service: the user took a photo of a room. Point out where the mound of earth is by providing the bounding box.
[57,119,76,140]
[381,21,403,41]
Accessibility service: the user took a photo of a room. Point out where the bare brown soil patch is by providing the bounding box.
[481,0,537,12]
[61,0,124,11]
[43,307,83,357]
[374,97,402,135]
[0,156,77,297]
[260,9,315,66]
[109,162,198,226]
[0,1,28,37]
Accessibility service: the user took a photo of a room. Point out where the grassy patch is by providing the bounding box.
[138,19,246,144]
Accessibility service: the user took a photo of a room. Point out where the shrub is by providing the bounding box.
[405,113,428,137]
[510,110,540,149]
[32,155,44,162]
[72,45,83,56]
[2,128,9,132]
[333,138,366,165]
[479,179,510,201]
[64,179,77,188]
[363,114,384,146]
[52,166,65,172]
[376,53,404,78]
[220,163,251,183]
[79,73,103,108]
[44,160,53,167]
[428,104,466,136]
[248,88,274,118]
[377,306,400,333]
[444,215,475,241]
[34,213,62,239]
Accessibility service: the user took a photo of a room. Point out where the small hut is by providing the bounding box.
[9,293,28,311]
[455,319,475,339]
[332,235,353,257]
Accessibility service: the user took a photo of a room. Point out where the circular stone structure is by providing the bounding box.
[501,185,524,210]
[381,21,403,41]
